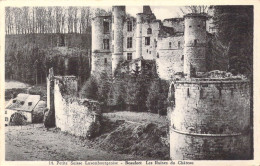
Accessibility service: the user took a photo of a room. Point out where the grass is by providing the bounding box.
[103,111,169,126]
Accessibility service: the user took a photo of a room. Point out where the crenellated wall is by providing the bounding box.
[169,78,251,159]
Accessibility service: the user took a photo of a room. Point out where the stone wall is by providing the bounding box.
[91,53,112,77]
[170,78,251,159]
[53,77,101,138]
[156,36,184,80]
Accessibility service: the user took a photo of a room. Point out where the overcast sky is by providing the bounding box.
[100,6,185,20]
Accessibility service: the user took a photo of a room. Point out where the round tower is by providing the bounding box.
[91,16,104,73]
[135,13,143,59]
[170,77,251,160]
[183,13,207,77]
[112,6,125,75]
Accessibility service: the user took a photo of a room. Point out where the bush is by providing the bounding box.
[80,77,99,100]
[32,111,44,123]
[9,112,27,126]
[146,80,169,115]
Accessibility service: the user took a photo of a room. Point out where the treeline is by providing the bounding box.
[5,43,91,85]
[5,6,111,34]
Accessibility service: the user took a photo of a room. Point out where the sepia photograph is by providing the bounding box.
[0,1,259,165]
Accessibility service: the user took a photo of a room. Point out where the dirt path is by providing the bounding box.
[5,124,146,161]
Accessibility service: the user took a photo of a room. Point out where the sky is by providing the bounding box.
[100,6,185,20]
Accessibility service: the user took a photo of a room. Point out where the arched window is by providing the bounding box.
[147,28,152,34]
[169,42,172,48]
[178,41,181,48]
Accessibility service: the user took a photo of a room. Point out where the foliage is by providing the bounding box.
[80,77,99,100]
[212,6,253,77]
[146,80,169,115]
[9,112,27,126]
[32,111,44,123]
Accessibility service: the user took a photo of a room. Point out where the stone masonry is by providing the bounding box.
[91,6,217,79]
[47,69,101,138]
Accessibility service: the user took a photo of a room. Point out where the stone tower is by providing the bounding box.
[135,13,143,59]
[91,16,106,74]
[91,15,112,76]
[170,13,252,160]
[183,13,207,77]
[111,6,125,75]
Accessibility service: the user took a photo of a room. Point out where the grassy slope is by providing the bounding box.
[89,111,170,160]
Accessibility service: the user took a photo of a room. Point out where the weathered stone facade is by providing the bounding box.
[91,6,216,79]
[47,69,101,138]
[169,78,251,159]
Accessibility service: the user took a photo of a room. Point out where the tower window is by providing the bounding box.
[103,21,109,33]
[104,58,107,64]
[194,39,198,46]
[5,117,8,122]
[157,53,159,58]
[103,39,109,49]
[145,37,150,45]
[127,37,132,48]
[147,28,152,34]
[169,42,172,48]
[127,53,132,60]
[127,21,132,32]
[178,41,181,48]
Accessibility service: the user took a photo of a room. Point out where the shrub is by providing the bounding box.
[80,77,99,100]
[32,111,44,123]
[9,112,27,126]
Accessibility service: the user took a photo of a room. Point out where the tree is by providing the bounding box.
[80,77,99,100]
[212,6,253,77]
[146,80,169,115]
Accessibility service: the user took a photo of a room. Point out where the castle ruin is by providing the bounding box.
[91,6,251,160]
[45,6,252,160]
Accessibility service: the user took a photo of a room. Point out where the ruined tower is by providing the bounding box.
[183,13,207,77]
[91,15,112,76]
[135,13,143,59]
[170,13,252,160]
[111,6,125,75]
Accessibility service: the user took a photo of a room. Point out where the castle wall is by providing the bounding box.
[170,79,251,159]
[162,18,184,32]
[54,77,101,138]
[141,21,160,60]
[123,17,136,60]
[92,53,112,77]
[183,14,207,77]
[156,36,184,80]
